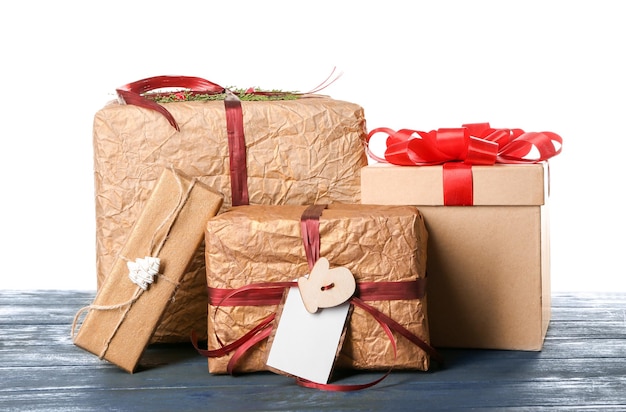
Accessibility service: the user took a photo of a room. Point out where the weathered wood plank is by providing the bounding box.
[3,290,623,308]
[2,373,625,411]
[0,306,89,326]
[1,290,625,412]
[2,322,625,368]
[3,354,626,392]
[0,289,94,305]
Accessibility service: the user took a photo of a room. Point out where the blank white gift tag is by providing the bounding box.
[266,286,350,384]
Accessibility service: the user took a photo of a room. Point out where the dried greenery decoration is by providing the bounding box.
[144,88,300,103]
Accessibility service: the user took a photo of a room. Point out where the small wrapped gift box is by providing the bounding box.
[361,124,562,350]
[204,204,435,374]
[73,168,223,372]
[93,76,369,342]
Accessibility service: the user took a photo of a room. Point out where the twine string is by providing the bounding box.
[71,167,196,359]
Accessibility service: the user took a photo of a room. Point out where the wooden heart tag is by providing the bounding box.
[297,257,356,314]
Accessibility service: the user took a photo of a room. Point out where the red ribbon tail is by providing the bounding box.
[116,75,226,131]
[373,123,561,167]
[351,297,444,365]
[117,89,181,131]
[227,321,275,375]
[191,313,276,359]
[443,163,474,206]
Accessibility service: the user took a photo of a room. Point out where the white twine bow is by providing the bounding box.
[127,256,161,290]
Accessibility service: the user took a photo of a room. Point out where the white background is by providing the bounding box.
[1,1,624,292]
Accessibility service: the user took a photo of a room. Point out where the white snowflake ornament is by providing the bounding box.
[127,256,161,290]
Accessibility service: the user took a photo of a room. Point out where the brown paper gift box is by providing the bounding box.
[73,168,223,372]
[361,162,550,350]
[204,204,431,374]
[93,96,368,342]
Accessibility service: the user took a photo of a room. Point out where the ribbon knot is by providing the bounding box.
[127,256,160,290]
[369,122,561,167]
[366,122,562,205]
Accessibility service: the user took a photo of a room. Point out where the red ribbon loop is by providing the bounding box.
[116,75,226,131]
[366,122,562,205]
[367,123,562,166]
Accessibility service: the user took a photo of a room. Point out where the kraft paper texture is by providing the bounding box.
[74,168,223,371]
[361,162,551,350]
[93,97,368,342]
[205,204,431,374]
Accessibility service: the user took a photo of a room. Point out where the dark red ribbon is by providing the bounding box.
[116,76,225,131]
[366,122,562,205]
[207,279,426,307]
[224,93,249,206]
[300,204,328,270]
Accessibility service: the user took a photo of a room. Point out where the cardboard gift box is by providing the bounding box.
[93,84,368,342]
[361,162,551,350]
[204,204,434,374]
[73,168,223,372]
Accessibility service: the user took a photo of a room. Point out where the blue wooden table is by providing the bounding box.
[1,290,625,411]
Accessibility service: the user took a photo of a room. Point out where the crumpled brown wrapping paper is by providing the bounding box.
[205,204,431,374]
[93,97,368,342]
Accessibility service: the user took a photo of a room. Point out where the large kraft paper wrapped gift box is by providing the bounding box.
[93,91,368,342]
[204,204,432,374]
[361,162,551,350]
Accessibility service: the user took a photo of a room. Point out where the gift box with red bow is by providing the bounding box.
[361,123,562,350]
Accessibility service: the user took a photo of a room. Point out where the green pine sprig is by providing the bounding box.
[144,87,300,103]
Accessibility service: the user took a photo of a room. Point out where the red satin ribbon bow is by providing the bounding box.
[366,122,562,205]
